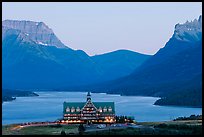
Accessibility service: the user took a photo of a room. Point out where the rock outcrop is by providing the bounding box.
[2,20,68,48]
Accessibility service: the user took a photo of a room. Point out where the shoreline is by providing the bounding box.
[3,91,201,110]
[34,90,202,108]
[2,92,39,103]
[2,91,202,125]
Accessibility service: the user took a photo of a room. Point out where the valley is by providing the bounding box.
[2,16,202,108]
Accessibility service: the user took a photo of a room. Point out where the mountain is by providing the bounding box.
[2,20,150,90]
[2,20,67,48]
[91,50,151,81]
[91,16,202,107]
[2,20,102,89]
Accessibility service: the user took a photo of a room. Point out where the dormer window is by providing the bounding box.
[103,107,107,112]
[98,107,102,113]
[71,107,75,112]
[66,107,70,112]
[76,107,80,112]
[108,107,112,112]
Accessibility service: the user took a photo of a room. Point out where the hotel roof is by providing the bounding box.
[63,101,115,114]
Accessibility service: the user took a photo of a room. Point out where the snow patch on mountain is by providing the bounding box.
[2,20,69,49]
[37,41,48,46]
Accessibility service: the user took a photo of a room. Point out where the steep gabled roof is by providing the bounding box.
[93,102,115,114]
[63,101,115,114]
[63,102,85,114]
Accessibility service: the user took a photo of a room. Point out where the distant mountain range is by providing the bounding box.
[91,50,151,81]
[2,16,202,107]
[2,20,151,90]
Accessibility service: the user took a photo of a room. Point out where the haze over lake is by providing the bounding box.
[2,92,202,125]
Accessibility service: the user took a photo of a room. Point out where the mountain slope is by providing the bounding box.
[153,72,202,107]
[2,20,103,89]
[2,20,150,90]
[91,16,202,107]
[3,20,67,48]
[91,50,151,81]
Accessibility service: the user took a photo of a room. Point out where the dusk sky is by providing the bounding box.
[2,2,202,56]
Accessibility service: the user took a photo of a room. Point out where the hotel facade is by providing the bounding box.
[63,92,116,124]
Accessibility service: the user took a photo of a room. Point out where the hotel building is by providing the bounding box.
[63,92,115,124]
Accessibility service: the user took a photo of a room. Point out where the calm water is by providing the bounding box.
[2,92,202,125]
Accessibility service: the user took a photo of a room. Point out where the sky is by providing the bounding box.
[2,2,202,56]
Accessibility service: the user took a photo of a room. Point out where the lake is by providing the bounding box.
[2,91,202,125]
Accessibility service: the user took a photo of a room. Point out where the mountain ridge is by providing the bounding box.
[86,15,202,107]
[2,16,202,107]
[2,20,68,49]
[2,19,151,90]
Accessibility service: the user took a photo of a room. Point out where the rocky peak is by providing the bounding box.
[173,15,202,42]
[3,20,52,33]
[2,20,68,48]
[198,15,202,22]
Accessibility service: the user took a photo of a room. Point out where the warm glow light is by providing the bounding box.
[105,118,109,122]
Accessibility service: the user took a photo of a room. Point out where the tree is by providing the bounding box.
[60,130,66,135]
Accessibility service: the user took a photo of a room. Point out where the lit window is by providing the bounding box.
[76,107,80,112]
[108,107,112,112]
[98,107,102,113]
[71,107,75,112]
[66,107,70,112]
[103,107,107,112]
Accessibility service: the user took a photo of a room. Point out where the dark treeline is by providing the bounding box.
[173,115,202,121]
[154,88,202,108]
[2,89,39,103]
[115,116,134,123]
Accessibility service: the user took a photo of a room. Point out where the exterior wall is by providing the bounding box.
[63,107,116,123]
